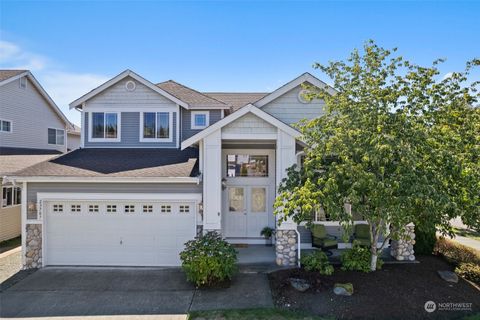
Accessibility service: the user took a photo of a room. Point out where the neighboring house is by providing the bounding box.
[67,124,81,151]
[0,70,73,242]
[7,70,337,268]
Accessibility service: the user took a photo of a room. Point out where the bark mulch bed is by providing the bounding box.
[268,255,479,320]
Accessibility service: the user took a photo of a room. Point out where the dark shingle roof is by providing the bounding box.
[0,70,27,82]
[157,80,228,108]
[203,92,269,111]
[0,148,62,176]
[12,148,199,178]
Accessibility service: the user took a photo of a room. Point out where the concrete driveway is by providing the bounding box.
[0,267,273,318]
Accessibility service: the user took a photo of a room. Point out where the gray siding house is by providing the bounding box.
[8,70,346,268]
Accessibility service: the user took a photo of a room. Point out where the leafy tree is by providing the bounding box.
[274,40,479,271]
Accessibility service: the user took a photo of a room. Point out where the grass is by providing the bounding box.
[454,228,480,241]
[0,236,21,253]
[188,308,331,320]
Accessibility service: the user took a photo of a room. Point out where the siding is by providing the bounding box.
[222,113,276,135]
[261,84,326,126]
[0,77,66,152]
[0,205,21,242]
[181,109,222,140]
[83,112,177,148]
[67,133,81,150]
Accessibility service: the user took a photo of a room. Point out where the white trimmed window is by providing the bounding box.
[88,205,99,213]
[0,120,11,133]
[160,205,171,213]
[179,205,190,213]
[143,205,153,213]
[89,112,120,142]
[141,112,172,142]
[1,186,21,208]
[48,128,65,145]
[106,205,117,213]
[191,111,209,129]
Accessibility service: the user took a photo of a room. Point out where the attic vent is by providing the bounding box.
[125,80,136,92]
[19,77,27,89]
[298,89,310,104]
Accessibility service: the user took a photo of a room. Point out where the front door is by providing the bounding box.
[226,186,269,237]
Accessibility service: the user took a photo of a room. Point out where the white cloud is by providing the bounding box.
[0,40,108,125]
[442,72,453,80]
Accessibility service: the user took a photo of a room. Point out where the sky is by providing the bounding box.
[1,1,479,126]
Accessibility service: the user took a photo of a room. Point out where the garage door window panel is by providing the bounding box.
[71,204,81,213]
[143,205,153,213]
[161,205,172,213]
[124,205,135,213]
[88,204,99,213]
[107,205,117,213]
[179,205,190,213]
[53,204,63,212]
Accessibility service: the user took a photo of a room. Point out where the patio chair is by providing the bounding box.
[310,224,338,256]
[353,224,371,247]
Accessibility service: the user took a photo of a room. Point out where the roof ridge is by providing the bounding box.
[156,80,228,106]
[203,92,269,94]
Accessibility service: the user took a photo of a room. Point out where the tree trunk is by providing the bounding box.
[370,252,378,271]
[370,225,380,271]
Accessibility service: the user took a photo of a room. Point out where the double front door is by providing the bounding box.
[226,186,269,238]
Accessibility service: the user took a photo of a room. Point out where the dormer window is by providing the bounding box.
[89,112,120,142]
[140,111,172,142]
[191,111,209,129]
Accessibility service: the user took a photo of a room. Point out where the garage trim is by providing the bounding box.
[38,192,202,267]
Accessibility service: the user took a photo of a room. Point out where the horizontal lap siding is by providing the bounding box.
[181,109,222,140]
[262,84,326,126]
[222,113,276,134]
[0,206,21,242]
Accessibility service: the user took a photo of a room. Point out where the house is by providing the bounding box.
[0,70,75,243]
[6,70,337,268]
[67,124,81,151]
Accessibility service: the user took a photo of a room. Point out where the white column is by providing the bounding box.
[203,129,222,231]
[276,129,297,230]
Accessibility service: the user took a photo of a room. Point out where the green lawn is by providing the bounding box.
[454,228,480,241]
[188,308,331,320]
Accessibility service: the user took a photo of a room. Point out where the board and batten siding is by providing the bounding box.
[222,113,276,135]
[0,77,66,152]
[83,112,177,148]
[181,109,222,140]
[261,84,326,126]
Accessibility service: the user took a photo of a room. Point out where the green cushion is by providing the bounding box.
[323,238,338,247]
[354,238,370,247]
[355,224,370,239]
[313,237,338,248]
[311,224,327,238]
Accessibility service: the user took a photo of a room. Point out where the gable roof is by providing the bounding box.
[157,80,229,109]
[0,70,73,129]
[204,92,268,111]
[254,72,337,108]
[181,104,301,150]
[69,69,189,109]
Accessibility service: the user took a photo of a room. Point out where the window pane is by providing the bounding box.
[157,113,169,138]
[105,113,117,138]
[5,187,13,206]
[2,121,11,132]
[143,112,156,138]
[48,128,56,144]
[2,188,7,207]
[14,188,21,205]
[251,188,266,212]
[195,114,206,127]
[92,113,105,138]
[228,187,244,212]
[57,130,65,145]
[227,155,268,177]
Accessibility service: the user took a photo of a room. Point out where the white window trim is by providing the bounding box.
[19,76,27,89]
[0,118,12,133]
[1,186,21,208]
[88,112,121,143]
[139,111,174,143]
[191,111,210,130]
[48,127,65,146]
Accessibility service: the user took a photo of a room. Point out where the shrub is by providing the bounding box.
[300,250,334,275]
[434,237,480,265]
[414,224,437,255]
[340,242,383,272]
[455,263,480,285]
[179,232,237,287]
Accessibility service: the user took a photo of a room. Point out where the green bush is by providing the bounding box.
[455,263,480,285]
[180,232,237,287]
[340,242,383,272]
[434,237,480,265]
[414,224,437,255]
[300,250,334,275]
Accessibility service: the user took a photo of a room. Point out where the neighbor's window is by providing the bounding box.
[91,112,118,139]
[191,111,209,129]
[48,128,65,145]
[1,186,21,207]
[142,112,170,140]
[226,154,268,177]
[0,120,11,132]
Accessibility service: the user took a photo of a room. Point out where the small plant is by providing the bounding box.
[341,241,383,273]
[179,232,237,287]
[260,227,274,239]
[300,250,334,275]
[455,263,480,285]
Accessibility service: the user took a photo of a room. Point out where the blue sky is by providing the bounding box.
[1,1,478,125]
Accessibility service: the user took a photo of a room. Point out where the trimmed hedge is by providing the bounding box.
[434,237,480,285]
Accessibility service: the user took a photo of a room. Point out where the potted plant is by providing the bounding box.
[260,227,274,246]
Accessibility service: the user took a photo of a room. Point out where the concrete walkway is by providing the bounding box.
[0,267,273,318]
[0,247,22,284]
[449,234,480,251]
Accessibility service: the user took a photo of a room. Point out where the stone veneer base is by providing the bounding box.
[390,223,416,261]
[275,230,297,266]
[25,224,42,269]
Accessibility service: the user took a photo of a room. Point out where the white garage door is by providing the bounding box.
[44,198,196,267]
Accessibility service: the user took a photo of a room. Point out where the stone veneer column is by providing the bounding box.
[25,224,42,269]
[390,223,416,261]
[275,230,297,266]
